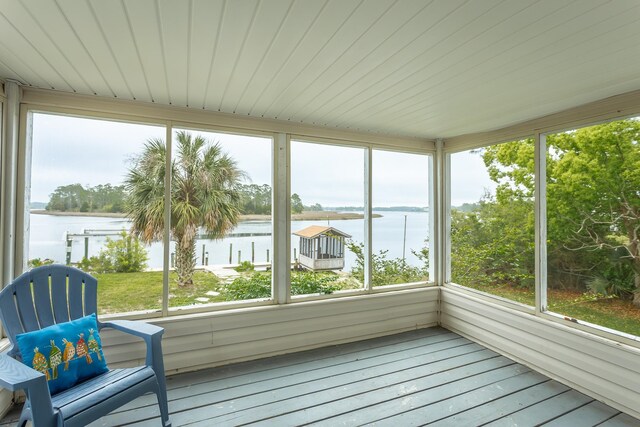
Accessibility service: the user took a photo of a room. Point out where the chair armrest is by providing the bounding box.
[100,320,164,339]
[99,320,167,382]
[0,354,55,424]
[0,353,44,391]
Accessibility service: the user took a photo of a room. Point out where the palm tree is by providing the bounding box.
[125,131,245,286]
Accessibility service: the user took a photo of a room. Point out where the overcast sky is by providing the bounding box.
[30,113,495,207]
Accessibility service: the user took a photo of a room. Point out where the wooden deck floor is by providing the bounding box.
[2,327,639,426]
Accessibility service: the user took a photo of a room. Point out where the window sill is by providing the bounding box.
[444,282,535,314]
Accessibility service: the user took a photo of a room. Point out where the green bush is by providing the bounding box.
[223,271,341,301]
[291,271,341,295]
[223,273,271,300]
[234,261,255,272]
[347,240,428,286]
[28,258,55,269]
[78,231,148,273]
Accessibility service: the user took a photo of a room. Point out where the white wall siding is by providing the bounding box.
[440,287,640,420]
[101,288,439,374]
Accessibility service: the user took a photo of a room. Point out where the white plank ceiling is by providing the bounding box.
[1,0,640,138]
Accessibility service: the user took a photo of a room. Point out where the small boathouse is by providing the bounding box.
[293,225,351,271]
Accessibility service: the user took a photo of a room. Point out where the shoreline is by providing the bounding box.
[30,209,382,221]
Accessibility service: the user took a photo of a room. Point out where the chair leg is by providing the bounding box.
[17,414,29,427]
[150,337,171,426]
[155,387,171,427]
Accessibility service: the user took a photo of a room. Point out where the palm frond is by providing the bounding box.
[124,131,246,284]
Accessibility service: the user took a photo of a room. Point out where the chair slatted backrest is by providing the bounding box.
[0,265,98,359]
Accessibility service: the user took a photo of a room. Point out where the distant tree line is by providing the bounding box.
[46,182,318,216]
[46,183,126,213]
[328,206,428,212]
[238,184,319,215]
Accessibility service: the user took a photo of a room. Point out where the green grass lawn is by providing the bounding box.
[461,282,640,337]
[96,269,358,314]
[96,270,225,314]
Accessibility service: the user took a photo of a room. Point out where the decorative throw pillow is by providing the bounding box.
[16,313,108,395]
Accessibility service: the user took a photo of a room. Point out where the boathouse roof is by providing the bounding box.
[292,225,351,239]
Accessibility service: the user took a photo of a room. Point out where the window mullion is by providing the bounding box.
[162,123,173,317]
[273,133,290,304]
[534,132,547,314]
[431,139,444,286]
[364,147,372,291]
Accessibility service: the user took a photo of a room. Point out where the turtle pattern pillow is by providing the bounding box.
[16,313,108,395]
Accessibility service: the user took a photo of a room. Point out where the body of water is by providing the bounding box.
[28,211,429,271]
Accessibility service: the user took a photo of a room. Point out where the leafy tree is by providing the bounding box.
[549,120,640,305]
[239,183,271,215]
[347,240,428,286]
[450,197,534,289]
[291,193,304,214]
[237,185,308,215]
[481,119,640,305]
[305,203,324,211]
[125,131,245,286]
[46,184,87,211]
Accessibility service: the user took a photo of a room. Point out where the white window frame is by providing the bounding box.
[444,120,640,348]
[16,104,436,318]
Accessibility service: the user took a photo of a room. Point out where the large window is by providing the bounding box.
[290,140,365,296]
[372,150,431,287]
[28,113,166,315]
[450,142,535,306]
[545,118,640,338]
[25,111,433,317]
[26,114,276,316]
[168,128,273,310]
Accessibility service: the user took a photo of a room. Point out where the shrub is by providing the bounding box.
[346,240,428,286]
[223,273,271,300]
[291,271,341,295]
[223,271,341,301]
[28,258,55,269]
[79,231,148,273]
[234,261,255,272]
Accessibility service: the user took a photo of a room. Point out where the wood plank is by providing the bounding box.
[541,400,621,427]
[308,363,529,427]
[3,326,630,427]
[483,389,594,427]
[185,350,507,426]
[598,413,640,427]
[161,327,448,390]
[249,358,523,427]
[102,335,479,425]
[428,381,571,426]
[110,328,453,412]
[370,371,551,426]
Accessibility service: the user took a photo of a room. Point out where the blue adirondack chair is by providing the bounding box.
[0,265,171,426]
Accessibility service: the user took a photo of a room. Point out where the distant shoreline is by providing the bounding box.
[30,209,381,221]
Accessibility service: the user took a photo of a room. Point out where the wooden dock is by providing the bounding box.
[2,327,637,426]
